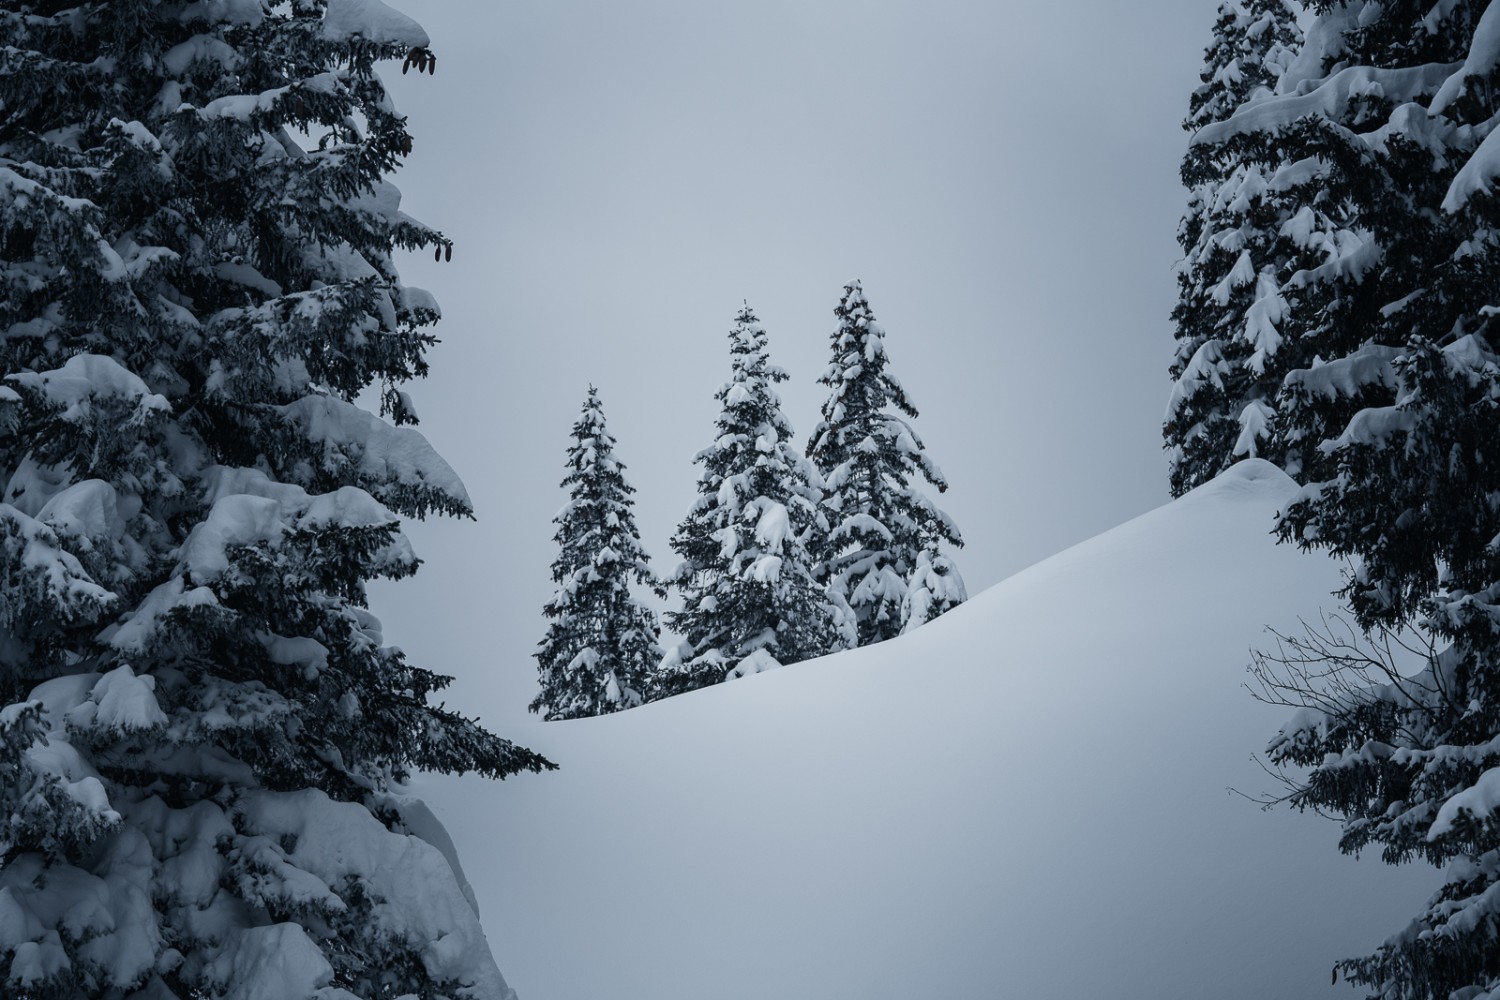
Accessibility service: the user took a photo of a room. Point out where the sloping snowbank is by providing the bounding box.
[417,460,1432,1000]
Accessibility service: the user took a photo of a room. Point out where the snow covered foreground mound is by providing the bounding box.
[421,460,1431,1000]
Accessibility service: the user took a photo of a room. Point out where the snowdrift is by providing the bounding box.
[416,460,1433,1000]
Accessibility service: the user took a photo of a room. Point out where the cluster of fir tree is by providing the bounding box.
[1174,3,1500,998]
[0,2,550,998]
[530,285,967,720]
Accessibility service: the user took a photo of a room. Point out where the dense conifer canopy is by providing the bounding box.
[0,2,547,996]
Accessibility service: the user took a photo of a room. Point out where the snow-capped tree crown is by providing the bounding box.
[808,282,920,461]
[1186,0,1301,131]
[552,386,658,587]
[682,306,822,543]
[807,282,955,507]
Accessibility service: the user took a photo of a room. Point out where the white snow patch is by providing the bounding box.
[1196,61,1458,145]
[279,395,471,512]
[210,923,333,1000]
[7,354,169,424]
[753,502,790,552]
[65,665,168,734]
[1431,3,1500,115]
[1444,121,1500,212]
[235,789,510,995]
[322,0,431,47]
[1430,766,1500,839]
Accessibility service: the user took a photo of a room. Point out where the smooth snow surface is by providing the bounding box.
[415,461,1431,1000]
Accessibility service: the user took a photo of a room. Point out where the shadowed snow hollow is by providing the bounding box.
[416,459,1432,1000]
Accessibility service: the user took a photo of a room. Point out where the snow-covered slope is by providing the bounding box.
[416,460,1432,1000]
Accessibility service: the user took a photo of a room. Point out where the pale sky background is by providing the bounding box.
[371,0,1221,726]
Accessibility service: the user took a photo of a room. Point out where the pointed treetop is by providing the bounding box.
[824,279,914,419]
[809,282,943,491]
[1186,0,1302,131]
[582,383,604,422]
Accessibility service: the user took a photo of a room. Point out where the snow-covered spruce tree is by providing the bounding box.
[1167,0,1314,494]
[532,387,664,720]
[659,306,835,696]
[1175,0,1487,495]
[0,3,550,998]
[1237,4,1500,998]
[806,281,964,647]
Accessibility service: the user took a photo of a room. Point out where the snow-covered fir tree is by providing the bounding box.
[660,306,835,696]
[0,3,549,997]
[1173,0,1492,494]
[806,281,964,647]
[1224,4,1500,999]
[533,387,664,720]
[1166,0,1308,494]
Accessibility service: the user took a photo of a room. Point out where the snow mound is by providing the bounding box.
[418,459,1431,1000]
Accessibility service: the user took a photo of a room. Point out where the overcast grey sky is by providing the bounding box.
[370,0,1224,738]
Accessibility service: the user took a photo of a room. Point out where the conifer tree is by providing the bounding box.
[0,3,548,997]
[660,306,834,696]
[533,387,664,720]
[1223,4,1500,998]
[806,281,964,647]
[1166,0,1308,494]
